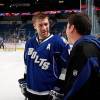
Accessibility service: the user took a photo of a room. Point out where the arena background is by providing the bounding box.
[0,0,100,100]
[0,0,100,51]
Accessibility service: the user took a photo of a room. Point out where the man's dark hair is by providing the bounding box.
[67,12,92,35]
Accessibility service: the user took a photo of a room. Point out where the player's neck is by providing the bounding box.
[37,33,51,43]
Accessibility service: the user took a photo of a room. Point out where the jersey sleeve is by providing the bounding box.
[53,35,69,68]
[24,40,30,66]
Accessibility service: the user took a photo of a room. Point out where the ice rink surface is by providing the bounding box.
[0,50,25,100]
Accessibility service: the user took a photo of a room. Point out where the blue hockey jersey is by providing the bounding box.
[24,34,69,95]
[64,35,100,100]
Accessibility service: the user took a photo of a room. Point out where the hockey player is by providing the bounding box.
[64,12,100,100]
[0,37,4,49]
[23,12,69,100]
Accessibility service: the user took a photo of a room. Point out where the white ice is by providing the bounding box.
[0,51,25,100]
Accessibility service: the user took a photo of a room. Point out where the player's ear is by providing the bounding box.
[33,23,36,30]
[70,25,75,33]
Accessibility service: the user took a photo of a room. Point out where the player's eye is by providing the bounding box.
[39,24,42,27]
[44,23,48,26]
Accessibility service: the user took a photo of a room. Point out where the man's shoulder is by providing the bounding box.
[83,42,100,58]
[25,36,36,46]
[27,36,36,42]
[53,34,60,39]
[74,41,100,58]
[53,34,67,43]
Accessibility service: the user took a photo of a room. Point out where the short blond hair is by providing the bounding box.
[32,12,49,24]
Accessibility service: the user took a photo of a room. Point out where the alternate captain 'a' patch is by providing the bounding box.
[46,43,51,50]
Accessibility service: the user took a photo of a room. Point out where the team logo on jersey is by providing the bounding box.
[28,48,50,70]
[46,43,51,50]
[28,48,34,55]
[73,69,78,76]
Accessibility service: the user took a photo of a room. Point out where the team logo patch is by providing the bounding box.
[73,69,78,76]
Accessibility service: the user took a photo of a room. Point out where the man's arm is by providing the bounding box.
[64,42,100,100]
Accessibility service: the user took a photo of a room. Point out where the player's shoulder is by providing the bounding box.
[53,34,61,39]
[25,36,36,46]
[53,34,67,43]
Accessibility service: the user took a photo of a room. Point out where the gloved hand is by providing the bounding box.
[49,87,64,100]
[18,78,28,97]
